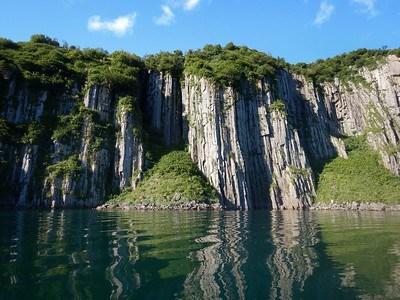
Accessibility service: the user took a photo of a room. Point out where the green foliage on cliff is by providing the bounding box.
[269,99,286,114]
[110,150,218,205]
[0,118,45,145]
[291,47,400,85]
[184,43,288,88]
[45,155,82,181]
[85,50,143,90]
[0,34,143,93]
[144,50,184,77]
[315,135,400,204]
[52,112,83,145]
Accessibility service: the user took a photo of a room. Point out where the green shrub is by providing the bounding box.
[184,43,288,89]
[144,50,184,77]
[315,138,400,204]
[290,47,398,85]
[45,156,82,181]
[269,99,286,114]
[110,150,218,205]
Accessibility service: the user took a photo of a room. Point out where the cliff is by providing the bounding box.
[0,80,145,207]
[1,37,399,209]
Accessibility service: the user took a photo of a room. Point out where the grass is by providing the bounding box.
[109,150,218,206]
[314,136,400,204]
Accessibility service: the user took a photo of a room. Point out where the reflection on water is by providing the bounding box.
[317,211,400,299]
[1,210,400,299]
[267,211,319,300]
[183,212,250,299]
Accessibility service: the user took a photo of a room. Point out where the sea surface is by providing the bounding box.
[1,209,400,299]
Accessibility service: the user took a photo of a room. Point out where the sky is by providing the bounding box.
[0,0,399,63]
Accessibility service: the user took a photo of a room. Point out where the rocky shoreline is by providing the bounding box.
[96,201,400,212]
[310,201,400,211]
[95,201,225,211]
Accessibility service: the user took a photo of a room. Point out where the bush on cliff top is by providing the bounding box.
[184,43,288,88]
[0,35,143,92]
[144,50,184,77]
[291,47,400,85]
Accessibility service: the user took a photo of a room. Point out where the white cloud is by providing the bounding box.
[168,0,201,10]
[183,0,201,10]
[351,0,378,16]
[314,1,335,26]
[154,5,175,26]
[88,13,137,36]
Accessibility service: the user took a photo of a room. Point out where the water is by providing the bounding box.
[1,209,400,299]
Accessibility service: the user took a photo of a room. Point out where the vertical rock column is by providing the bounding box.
[114,98,145,191]
[146,71,182,145]
[183,75,315,209]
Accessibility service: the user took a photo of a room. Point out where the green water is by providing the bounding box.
[1,210,400,299]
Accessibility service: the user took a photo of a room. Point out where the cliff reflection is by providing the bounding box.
[183,211,249,299]
[267,211,319,299]
[106,220,141,299]
[183,210,319,299]
[2,210,399,299]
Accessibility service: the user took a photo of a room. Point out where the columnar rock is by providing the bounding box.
[146,71,183,145]
[276,70,345,159]
[84,85,112,121]
[43,87,145,208]
[0,81,50,206]
[0,74,145,207]
[1,52,400,209]
[182,75,315,209]
[114,98,145,190]
[16,144,38,205]
[288,55,400,175]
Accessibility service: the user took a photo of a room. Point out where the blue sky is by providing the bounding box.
[0,0,399,63]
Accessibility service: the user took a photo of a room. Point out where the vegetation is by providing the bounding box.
[0,34,143,93]
[291,47,400,85]
[269,99,286,114]
[314,135,400,204]
[184,43,288,89]
[52,112,83,145]
[0,118,45,145]
[110,150,218,205]
[45,155,82,181]
[144,50,184,77]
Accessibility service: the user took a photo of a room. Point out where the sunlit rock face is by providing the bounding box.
[181,55,400,209]
[182,75,314,209]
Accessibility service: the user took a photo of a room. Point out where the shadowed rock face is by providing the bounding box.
[1,80,145,208]
[145,71,182,145]
[1,55,400,208]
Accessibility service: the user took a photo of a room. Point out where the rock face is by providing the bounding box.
[182,76,314,209]
[1,54,400,209]
[0,79,145,208]
[145,71,182,145]
[180,55,400,209]
[114,99,145,190]
[286,55,400,175]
